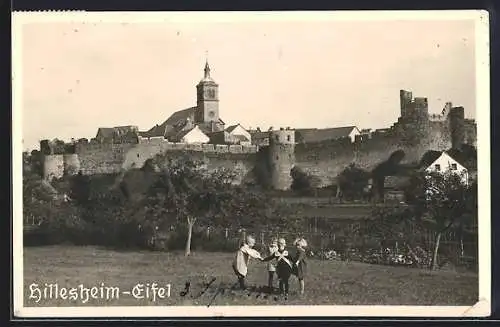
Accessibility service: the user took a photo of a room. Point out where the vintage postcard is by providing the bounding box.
[12,10,491,318]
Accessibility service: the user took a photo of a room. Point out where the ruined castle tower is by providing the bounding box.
[400,89,413,118]
[448,106,466,149]
[195,61,220,131]
[399,90,430,144]
[268,128,296,190]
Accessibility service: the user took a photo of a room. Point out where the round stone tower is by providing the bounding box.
[268,128,295,190]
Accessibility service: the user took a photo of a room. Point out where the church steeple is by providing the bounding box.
[196,57,219,125]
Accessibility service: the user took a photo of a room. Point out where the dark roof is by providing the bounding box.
[226,124,242,133]
[97,126,139,138]
[163,107,197,126]
[96,127,114,139]
[141,124,168,138]
[249,131,269,140]
[140,107,197,139]
[142,106,226,139]
[175,126,195,141]
[296,126,357,143]
[113,126,138,137]
[115,125,138,130]
[419,151,443,168]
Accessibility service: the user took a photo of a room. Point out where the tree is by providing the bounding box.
[143,156,270,256]
[69,171,91,206]
[290,166,319,195]
[405,169,475,270]
[336,163,371,201]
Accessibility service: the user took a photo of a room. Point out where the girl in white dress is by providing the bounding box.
[232,235,263,290]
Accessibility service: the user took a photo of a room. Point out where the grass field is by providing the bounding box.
[23,246,478,307]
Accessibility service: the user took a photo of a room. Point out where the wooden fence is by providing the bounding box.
[198,224,478,268]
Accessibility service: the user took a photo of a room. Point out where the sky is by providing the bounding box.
[19,14,477,151]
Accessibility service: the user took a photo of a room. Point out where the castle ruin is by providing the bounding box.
[39,62,477,190]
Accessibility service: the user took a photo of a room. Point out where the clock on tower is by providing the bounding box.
[204,88,216,100]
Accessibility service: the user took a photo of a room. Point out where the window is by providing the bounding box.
[434,164,441,171]
[451,163,457,170]
[275,135,279,142]
[137,153,140,158]
[287,135,291,142]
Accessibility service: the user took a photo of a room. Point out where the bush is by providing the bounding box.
[290,166,315,195]
[25,201,89,246]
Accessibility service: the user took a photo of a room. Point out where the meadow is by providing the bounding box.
[23,245,478,307]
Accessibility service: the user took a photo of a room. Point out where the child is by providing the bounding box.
[266,238,279,290]
[293,237,308,295]
[263,238,293,296]
[232,235,263,290]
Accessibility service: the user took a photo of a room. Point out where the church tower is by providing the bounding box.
[195,61,220,128]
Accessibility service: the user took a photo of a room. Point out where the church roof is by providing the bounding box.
[139,61,225,140]
[140,107,197,138]
[296,126,358,143]
[140,124,168,138]
[163,107,197,126]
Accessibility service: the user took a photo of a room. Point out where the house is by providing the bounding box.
[174,125,210,144]
[249,129,270,146]
[224,123,252,145]
[113,126,139,143]
[96,126,139,144]
[295,126,361,144]
[95,128,115,144]
[360,128,372,139]
[420,151,469,184]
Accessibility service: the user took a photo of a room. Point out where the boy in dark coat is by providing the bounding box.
[262,238,293,296]
[293,238,308,295]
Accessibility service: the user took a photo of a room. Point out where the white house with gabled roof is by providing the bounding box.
[225,123,252,145]
[422,151,469,185]
[177,125,210,144]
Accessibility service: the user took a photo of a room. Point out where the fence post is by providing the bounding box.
[206,226,210,239]
[225,228,229,239]
[260,231,264,245]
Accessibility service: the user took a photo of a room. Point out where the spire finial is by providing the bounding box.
[204,51,211,79]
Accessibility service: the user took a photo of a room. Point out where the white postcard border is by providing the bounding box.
[11,10,491,318]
